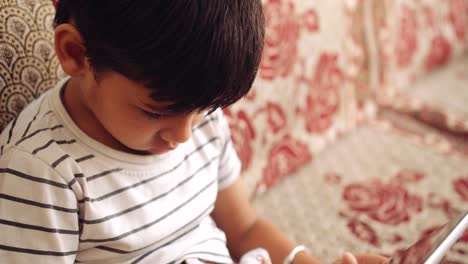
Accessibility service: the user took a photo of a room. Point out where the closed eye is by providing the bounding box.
[142,110,163,120]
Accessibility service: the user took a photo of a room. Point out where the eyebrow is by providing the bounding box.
[143,103,177,114]
[142,97,208,116]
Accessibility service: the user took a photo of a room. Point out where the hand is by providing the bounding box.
[336,252,389,264]
[238,248,272,264]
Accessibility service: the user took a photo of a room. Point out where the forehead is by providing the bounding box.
[98,71,167,103]
[97,71,197,114]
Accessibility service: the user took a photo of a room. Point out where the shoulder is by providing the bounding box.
[0,110,79,184]
[0,89,59,151]
[0,78,73,154]
[0,145,75,188]
[2,136,81,185]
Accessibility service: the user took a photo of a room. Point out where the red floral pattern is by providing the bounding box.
[453,176,468,201]
[417,225,468,262]
[339,167,467,259]
[347,218,380,246]
[365,0,468,133]
[299,53,343,134]
[343,179,423,225]
[224,0,353,195]
[392,237,433,264]
[259,0,321,80]
[423,5,436,28]
[395,5,418,68]
[428,192,463,219]
[260,0,301,80]
[386,1,466,76]
[262,134,312,188]
[223,109,256,173]
[265,102,287,134]
[448,0,468,42]
[425,34,453,72]
[460,230,468,243]
[301,9,320,32]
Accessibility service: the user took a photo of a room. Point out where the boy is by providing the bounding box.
[0,0,387,263]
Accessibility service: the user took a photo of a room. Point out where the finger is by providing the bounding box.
[342,252,358,264]
[354,254,389,264]
[239,248,271,264]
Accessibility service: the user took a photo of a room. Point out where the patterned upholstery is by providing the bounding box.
[0,0,467,262]
[347,0,468,133]
[0,0,60,132]
[379,55,468,133]
[227,0,358,195]
[249,1,468,261]
[254,122,468,263]
[377,0,468,88]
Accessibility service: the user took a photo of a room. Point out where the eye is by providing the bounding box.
[142,110,163,120]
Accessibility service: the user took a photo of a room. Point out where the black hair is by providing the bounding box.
[54,0,265,114]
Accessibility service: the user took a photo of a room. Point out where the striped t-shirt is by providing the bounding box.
[0,78,241,264]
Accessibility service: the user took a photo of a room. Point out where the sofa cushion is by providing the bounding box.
[0,0,60,132]
[379,108,468,157]
[379,55,468,133]
[226,0,358,195]
[347,0,468,133]
[254,122,468,263]
[373,0,468,90]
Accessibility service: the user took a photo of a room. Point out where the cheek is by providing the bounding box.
[96,102,158,146]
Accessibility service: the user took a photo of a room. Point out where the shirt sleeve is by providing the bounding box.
[0,147,79,264]
[214,110,242,191]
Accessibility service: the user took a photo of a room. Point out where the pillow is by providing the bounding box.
[225,0,358,196]
[347,0,468,133]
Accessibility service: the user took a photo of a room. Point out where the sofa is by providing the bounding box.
[0,0,467,263]
[227,0,468,262]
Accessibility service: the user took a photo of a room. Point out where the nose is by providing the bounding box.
[159,114,195,145]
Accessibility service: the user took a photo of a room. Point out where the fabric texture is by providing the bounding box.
[227,0,358,195]
[0,78,240,264]
[254,122,468,263]
[379,109,468,156]
[346,0,468,133]
[0,0,61,132]
[378,55,468,133]
[376,0,468,89]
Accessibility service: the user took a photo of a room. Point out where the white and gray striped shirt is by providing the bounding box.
[0,79,241,264]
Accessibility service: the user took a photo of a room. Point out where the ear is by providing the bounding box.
[54,24,90,77]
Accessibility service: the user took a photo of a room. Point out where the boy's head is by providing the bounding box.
[52,0,265,154]
[54,0,265,114]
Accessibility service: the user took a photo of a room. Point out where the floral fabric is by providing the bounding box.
[254,123,468,263]
[346,0,468,132]
[226,0,357,194]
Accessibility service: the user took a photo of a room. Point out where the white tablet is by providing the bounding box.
[389,211,468,264]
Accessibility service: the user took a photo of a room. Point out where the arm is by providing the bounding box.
[211,178,322,264]
[0,147,79,263]
[213,110,387,264]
